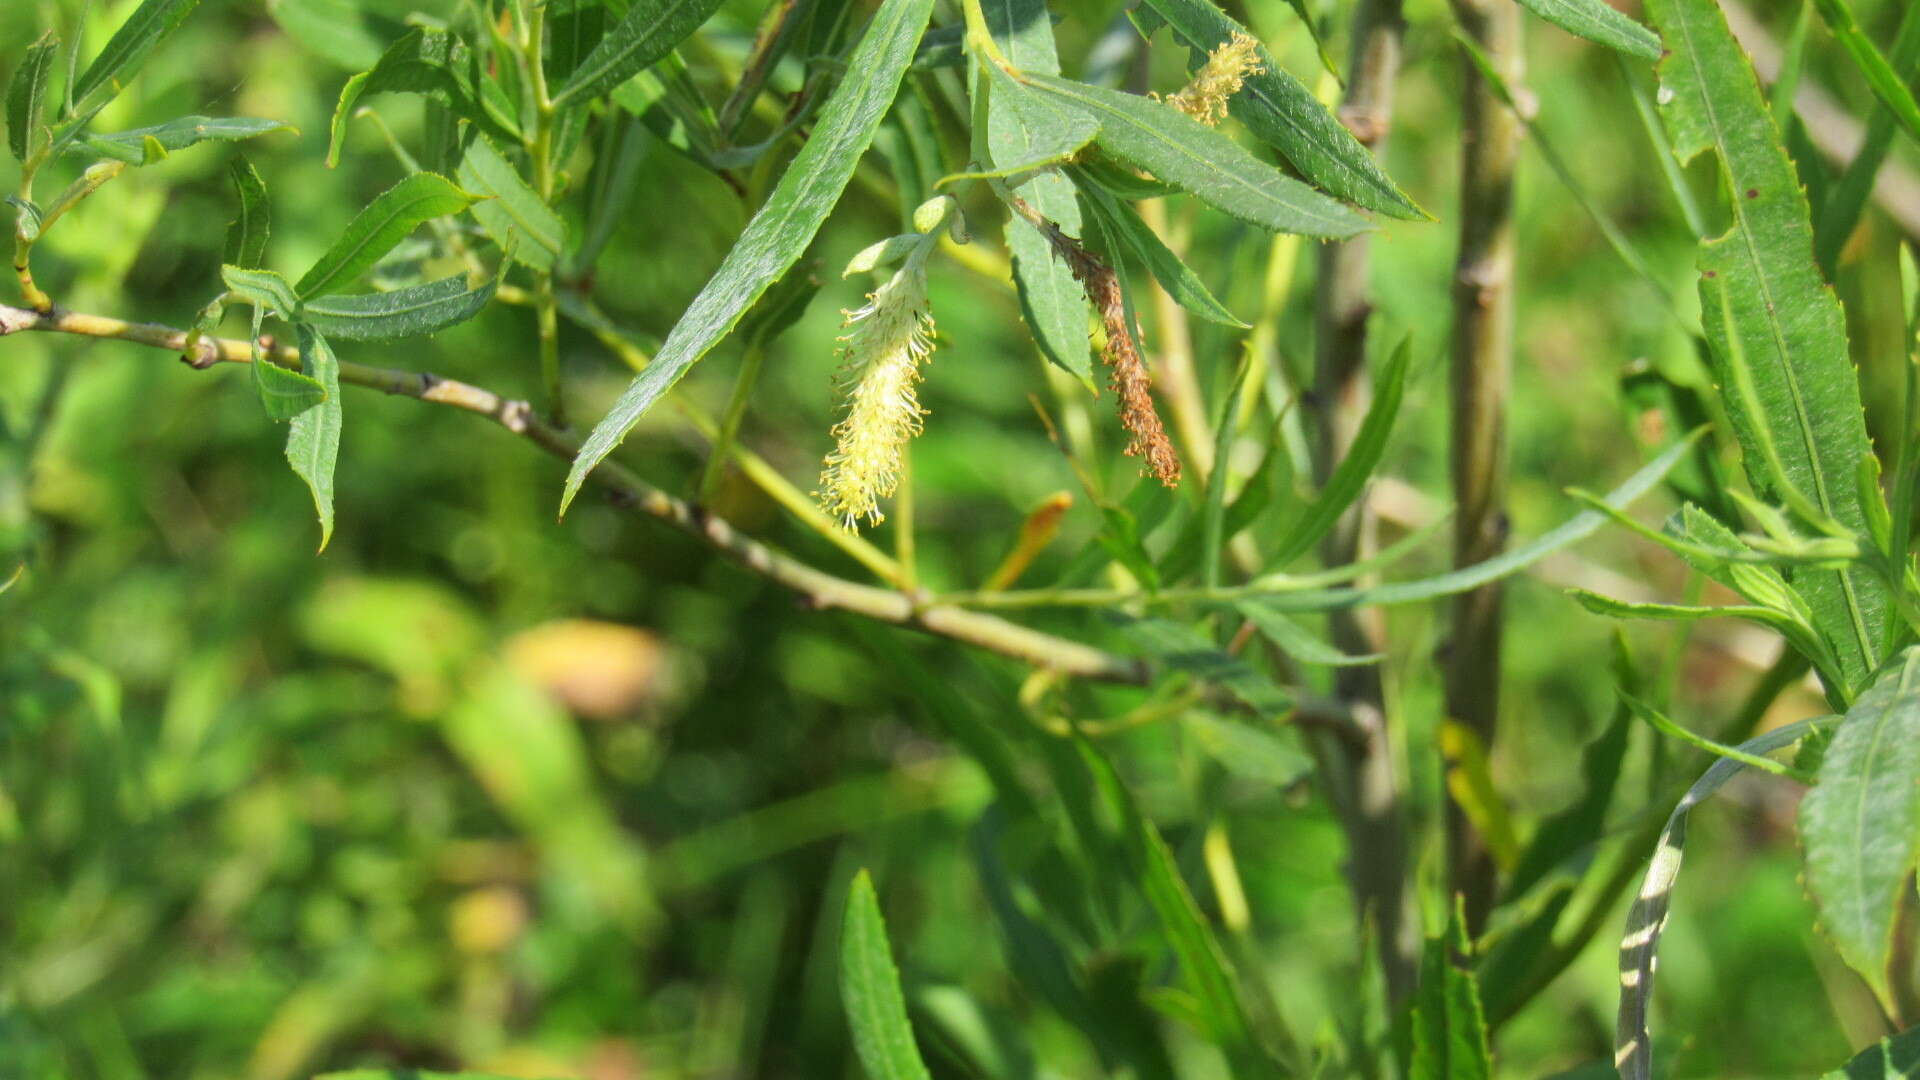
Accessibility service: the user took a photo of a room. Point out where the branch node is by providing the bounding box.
[498,399,532,434]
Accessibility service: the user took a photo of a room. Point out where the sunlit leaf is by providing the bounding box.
[551,0,728,108]
[839,870,933,1080]
[7,32,57,163]
[456,133,566,271]
[294,173,479,299]
[302,272,497,341]
[71,0,200,107]
[77,115,292,163]
[286,324,343,550]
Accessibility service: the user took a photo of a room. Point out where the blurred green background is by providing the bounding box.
[1,0,1911,1074]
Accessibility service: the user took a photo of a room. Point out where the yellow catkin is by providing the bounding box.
[817,267,936,529]
[1166,32,1265,126]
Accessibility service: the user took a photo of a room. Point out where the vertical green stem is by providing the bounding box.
[521,0,565,426]
[1445,0,1522,934]
[1307,0,1418,1004]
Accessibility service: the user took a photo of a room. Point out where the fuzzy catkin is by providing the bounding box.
[817,266,936,528]
[1165,32,1264,126]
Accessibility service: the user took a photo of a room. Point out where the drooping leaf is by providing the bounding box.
[1514,0,1660,59]
[1645,0,1890,690]
[294,173,479,299]
[1800,648,1920,1011]
[563,0,934,512]
[839,870,934,1080]
[286,323,343,550]
[1616,716,1833,1080]
[77,115,292,163]
[1072,171,1246,328]
[71,0,200,107]
[1410,902,1493,1080]
[302,272,498,341]
[455,133,567,271]
[238,296,326,420]
[222,155,270,268]
[7,32,58,163]
[980,30,1095,382]
[1021,74,1369,238]
[551,0,728,108]
[1135,0,1422,219]
[326,27,520,168]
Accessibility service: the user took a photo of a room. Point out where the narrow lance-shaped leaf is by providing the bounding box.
[303,272,498,341]
[8,32,58,164]
[1137,0,1424,219]
[1645,0,1890,689]
[223,264,300,319]
[1819,1025,1920,1078]
[286,323,343,550]
[1800,647,1920,1013]
[71,0,200,108]
[1021,74,1370,238]
[235,290,327,420]
[77,116,293,163]
[563,0,935,512]
[1513,0,1660,60]
[1410,901,1493,1080]
[980,20,1093,381]
[839,870,934,1080]
[1815,0,1920,272]
[1808,0,1920,154]
[223,155,270,268]
[1270,337,1412,565]
[551,0,728,108]
[294,173,480,299]
[456,134,567,271]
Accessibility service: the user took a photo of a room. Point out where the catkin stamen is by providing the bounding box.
[1165,32,1265,126]
[816,266,937,528]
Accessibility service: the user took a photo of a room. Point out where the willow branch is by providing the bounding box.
[1309,0,1419,1004]
[0,302,1149,685]
[1446,0,1522,933]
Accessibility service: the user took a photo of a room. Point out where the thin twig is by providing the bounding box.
[0,302,1150,684]
[1446,0,1522,933]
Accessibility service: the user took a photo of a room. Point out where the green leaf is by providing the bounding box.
[7,195,41,243]
[71,0,199,107]
[1617,716,1833,1080]
[1814,1,1920,272]
[1410,901,1493,1080]
[302,272,497,341]
[286,324,342,550]
[1820,1025,1920,1078]
[294,173,479,299]
[1072,171,1245,328]
[839,870,934,1080]
[1645,0,1891,691]
[77,115,293,163]
[1235,602,1380,666]
[7,32,58,164]
[1118,616,1293,716]
[1800,648,1920,1011]
[1022,74,1370,238]
[455,133,567,271]
[1181,711,1315,785]
[222,264,300,318]
[1076,738,1272,1069]
[562,0,934,512]
[222,155,270,268]
[979,45,1097,382]
[326,27,520,168]
[1269,337,1411,566]
[1254,433,1698,613]
[551,0,728,108]
[238,297,326,420]
[1135,0,1423,219]
[1514,0,1660,59]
